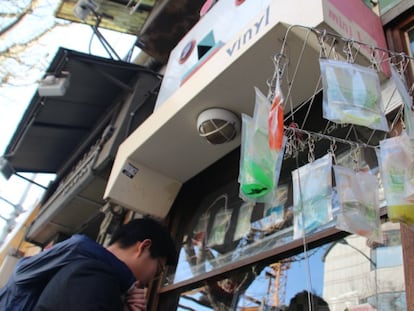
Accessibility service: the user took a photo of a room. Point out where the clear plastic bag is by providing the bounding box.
[239,88,285,202]
[379,133,414,225]
[334,165,382,242]
[390,65,414,137]
[239,114,272,199]
[292,154,333,239]
[320,59,389,132]
[207,207,233,248]
[252,87,270,134]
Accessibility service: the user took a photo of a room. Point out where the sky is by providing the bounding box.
[0,0,139,247]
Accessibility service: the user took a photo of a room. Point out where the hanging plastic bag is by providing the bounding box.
[292,153,333,239]
[390,65,414,137]
[379,133,414,225]
[239,114,271,199]
[334,165,382,242]
[239,88,285,202]
[253,184,289,234]
[320,59,389,132]
[268,73,284,150]
[207,207,233,248]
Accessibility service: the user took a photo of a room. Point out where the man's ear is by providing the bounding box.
[136,239,152,256]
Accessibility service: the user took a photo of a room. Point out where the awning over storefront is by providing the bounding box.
[104,0,388,218]
[3,48,149,175]
[2,48,160,245]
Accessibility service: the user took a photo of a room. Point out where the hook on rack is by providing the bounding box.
[369,45,381,72]
[351,145,361,171]
[273,53,288,76]
[391,53,410,76]
[307,136,315,163]
[316,29,329,59]
[343,40,356,63]
[329,139,337,164]
[284,128,297,159]
[267,53,288,101]
[284,123,306,159]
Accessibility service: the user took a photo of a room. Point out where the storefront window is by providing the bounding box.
[176,245,330,310]
[167,145,384,286]
[372,227,403,268]
[378,0,401,14]
[385,8,414,87]
[324,224,405,310]
[175,222,405,311]
[170,180,297,285]
[159,149,406,310]
[408,26,414,56]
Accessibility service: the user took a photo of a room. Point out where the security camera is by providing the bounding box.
[73,0,99,21]
[38,72,70,97]
[197,108,240,144]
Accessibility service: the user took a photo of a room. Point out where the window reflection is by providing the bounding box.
[168,151,406,310]
[324,223,405,310]
[170,147,388,286]
[176,243,332,310]
[408,27,414,56]
[172,181,295,284]
[405,25,414,85]
[372,226,403,269]
[176,222,405,311]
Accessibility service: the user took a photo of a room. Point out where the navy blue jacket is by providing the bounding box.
[0,235,135,311]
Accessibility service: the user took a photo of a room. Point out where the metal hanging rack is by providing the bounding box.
[266,24,414,161]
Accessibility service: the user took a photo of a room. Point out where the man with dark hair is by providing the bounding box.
[0,217,177,311]
[287,290,330,311]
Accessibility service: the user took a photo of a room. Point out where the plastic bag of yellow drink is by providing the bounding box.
[379,133,414,225]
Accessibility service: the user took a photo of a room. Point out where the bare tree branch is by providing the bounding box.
[0,0,71,87]
[0,0,35,37]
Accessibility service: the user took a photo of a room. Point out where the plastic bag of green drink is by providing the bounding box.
[320,59,389,132]
[239,113,273,201]
[379,133,414,225]
[334,165,382,242]
[239,87,284,202]
[292,153,333,239]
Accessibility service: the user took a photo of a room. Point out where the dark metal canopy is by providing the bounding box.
[4,47,161,246]
[3,47,155,176]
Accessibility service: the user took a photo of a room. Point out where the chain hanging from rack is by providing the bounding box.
[267,53,288,102]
